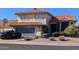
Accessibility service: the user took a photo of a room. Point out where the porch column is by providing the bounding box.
[73,22,75,26]
[69,22,71,26]
[57,23,58,32]
[48,24,51,34]
[59,22,61,32]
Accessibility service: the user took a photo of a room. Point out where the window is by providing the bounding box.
[22,16,30,19]
[61,21,69,31]
[16,27,35,33]
[34,14,45,19]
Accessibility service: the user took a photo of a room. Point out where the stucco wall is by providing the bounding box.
[18,18,47,24]
[17,14,52,25]
[35,26,42,37]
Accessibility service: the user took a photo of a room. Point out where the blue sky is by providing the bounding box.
[0,8,79,25]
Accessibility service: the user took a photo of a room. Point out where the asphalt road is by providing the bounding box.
[0,44,79,50]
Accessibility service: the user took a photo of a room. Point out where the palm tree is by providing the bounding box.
[33,8,42,10]
[34,8,37,10]
[2,18,8,32]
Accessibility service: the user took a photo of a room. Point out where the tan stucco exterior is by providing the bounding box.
[10,9,76,37]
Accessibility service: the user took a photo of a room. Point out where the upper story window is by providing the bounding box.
[21,14,46,20]
[21,15,31,19]
[22,16,30,19]
[34,14,45,19]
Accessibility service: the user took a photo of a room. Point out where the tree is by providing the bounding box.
[2,18,8,32]
[33,8,42,10]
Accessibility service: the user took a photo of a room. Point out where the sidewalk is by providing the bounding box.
[0,37,79,46]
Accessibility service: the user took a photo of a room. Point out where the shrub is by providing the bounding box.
[52,32,60,37]
[64,25,79,37]
[42,33,51,38]
[73,28,79,37]
[52,32,69,37]
[59,32,69,36]
[59,32,65,35]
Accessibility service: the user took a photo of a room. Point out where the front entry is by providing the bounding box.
[50,24,57,33]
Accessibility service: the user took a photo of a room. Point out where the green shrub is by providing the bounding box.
[59,32,65,35]
[52,32,60,37]
[64,25,79,37]
[42,33,51,38]
[59,32,69,36]
[52,32,68,37]
[73,28,79,37]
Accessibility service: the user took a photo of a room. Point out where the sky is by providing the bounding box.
[0,8,79,25]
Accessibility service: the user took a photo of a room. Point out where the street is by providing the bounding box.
[0,44,79,50]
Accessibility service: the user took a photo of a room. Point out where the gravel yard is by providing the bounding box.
[0,37,79,46]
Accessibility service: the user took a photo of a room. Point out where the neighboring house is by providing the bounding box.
[8,9,76,37]
[0,20,16,32]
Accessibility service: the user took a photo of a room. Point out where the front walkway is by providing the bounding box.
[0,37,79,46]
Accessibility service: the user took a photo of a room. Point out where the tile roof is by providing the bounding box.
[15,10,48,15]
[56,15,76,21]
[10,22,44,26]
[15,10,55,18]
[16,10,76,21]
[0,20,17,28]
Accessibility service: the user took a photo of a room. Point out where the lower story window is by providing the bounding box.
[16,27,35,33]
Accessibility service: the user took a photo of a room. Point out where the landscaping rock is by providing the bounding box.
[24,37,33,41]
[49,37,56,41]
[59,36,65,41]
[59,36,70,41]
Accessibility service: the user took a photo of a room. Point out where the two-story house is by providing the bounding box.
[10,9,76,37]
